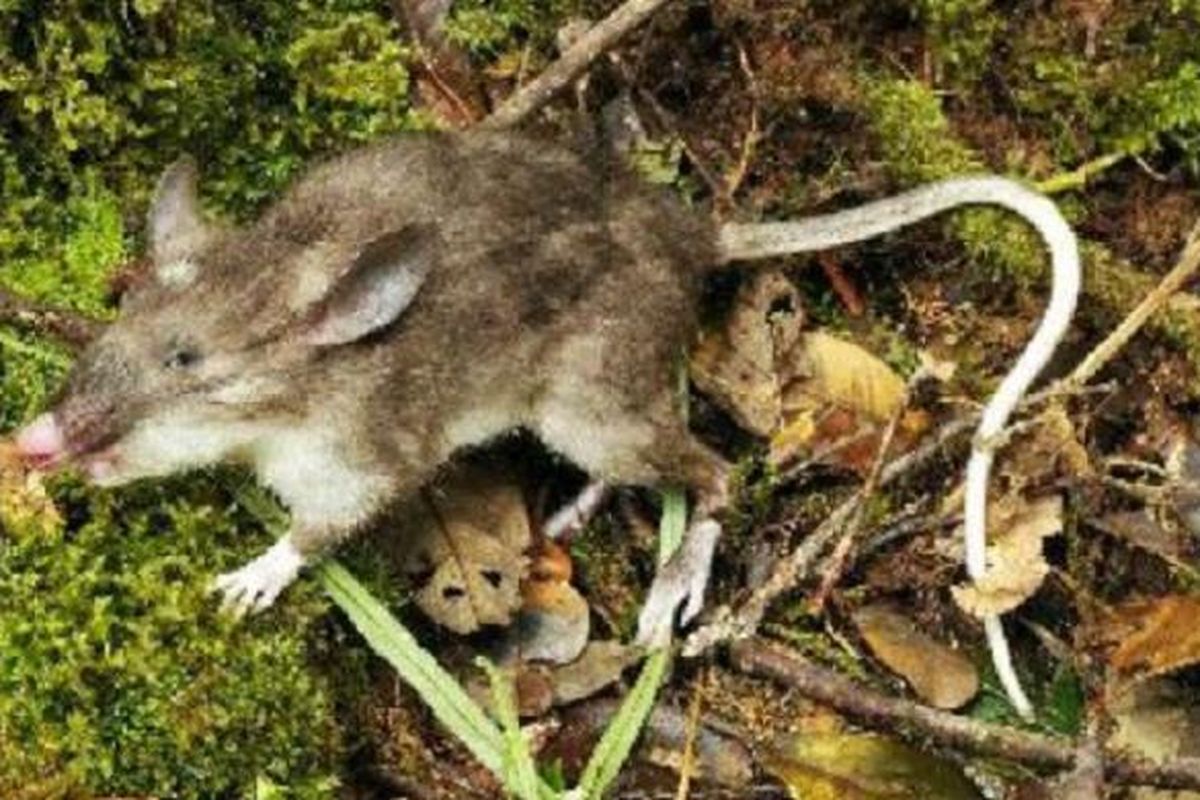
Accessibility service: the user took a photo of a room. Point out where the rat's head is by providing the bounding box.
[16,157,437,484]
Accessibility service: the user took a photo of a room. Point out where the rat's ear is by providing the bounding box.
[148,156,213,280]
[301,224,437,347]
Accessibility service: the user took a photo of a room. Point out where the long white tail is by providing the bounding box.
[721,177,1082,718]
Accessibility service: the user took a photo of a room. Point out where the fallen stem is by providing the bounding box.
[731,637,1200,790]
[1066,221,1200,388]
[482,0,678,129]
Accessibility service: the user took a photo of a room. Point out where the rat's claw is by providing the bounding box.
[212,537,305,617]
[635,518,721,649]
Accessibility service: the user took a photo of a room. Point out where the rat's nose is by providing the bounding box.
[15,413,66,465]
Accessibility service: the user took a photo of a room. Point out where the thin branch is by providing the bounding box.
[481,0,677,129]
[683,381,1114,659]
[731,638,1200,791]
[1066,221,1200,388]
[809,390,909,613]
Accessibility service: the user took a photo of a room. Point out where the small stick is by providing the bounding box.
[482,0,678,129]
[1066,221,1200,388]
[683,381,1113,658]
[731,637,1200,790]
[809,391,908,612]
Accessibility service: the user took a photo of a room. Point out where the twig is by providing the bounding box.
[683,380,1114,659]
[718,42,760,209]
[673,668,707,800]
[0,288,103,348]
[482,0,678,129]
[1066,221,1200,388]
[809,392,908,612]
[816,253,866,317]
[1034,153,1126,195]
[730,638,1200,790]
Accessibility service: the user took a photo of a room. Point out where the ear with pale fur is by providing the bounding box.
[148,156,213,284]
[301,225,437,346]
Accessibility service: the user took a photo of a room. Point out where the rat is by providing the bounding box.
[12,129,1079,661]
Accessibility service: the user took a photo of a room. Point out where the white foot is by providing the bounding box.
[635,518,721,649]
[212,536,306,616]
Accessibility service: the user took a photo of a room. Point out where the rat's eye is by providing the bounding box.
[163,347,202,370]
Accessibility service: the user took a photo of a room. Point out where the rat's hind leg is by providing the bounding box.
[536,384,730,646]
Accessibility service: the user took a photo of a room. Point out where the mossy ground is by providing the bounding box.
[5,0,1200,795]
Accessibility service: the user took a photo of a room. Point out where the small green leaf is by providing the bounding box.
[317,561,507,776]
[479,658,546,800]
[576,488,686,798]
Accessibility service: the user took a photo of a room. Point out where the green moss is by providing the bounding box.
[444,0,581,59]
[862,77,1050,287]
[0,2,422,793]
[913,0,1001,85]
[0,474,342,798]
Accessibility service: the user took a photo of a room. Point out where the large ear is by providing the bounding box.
[148,156,213,273]
[301,225,437,346]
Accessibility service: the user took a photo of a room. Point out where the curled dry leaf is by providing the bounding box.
[1102,595,1200,690]
[951,494,1063,618]
[397,464,531,634]
[998,404,1091,493]
[852,604,979,710]
[0,441,62,540]
[690,270,801,436]
[689,270,926,475]
[762,731,982,800]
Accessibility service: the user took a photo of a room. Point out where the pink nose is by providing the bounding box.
[15,413,66,463]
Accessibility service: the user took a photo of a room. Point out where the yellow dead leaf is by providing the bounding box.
[951,494,1062,618]
[853,604,979,709]
[0,441,62,541]
[784,331,906,423]
[762,732,982,800]
[1106,595,1200,689]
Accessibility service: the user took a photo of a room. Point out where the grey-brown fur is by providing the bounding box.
[46,130,728,612]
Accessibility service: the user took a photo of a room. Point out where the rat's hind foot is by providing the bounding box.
[212,535,306,616]
[634,518,721,649]
[542,480,609,540]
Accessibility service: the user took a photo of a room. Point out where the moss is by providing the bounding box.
[0,1,425,793]
[862,77,1050,287]
[0,473,343,798]
[444,0,582,59]
[860,73,1200,393]
[913,0,1002,85]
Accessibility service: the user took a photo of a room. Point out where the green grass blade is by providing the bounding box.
[576,487,686,798]
[316,560,507,776]
[480,658,550,800]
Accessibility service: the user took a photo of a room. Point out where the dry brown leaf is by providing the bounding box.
[853,604,979,709]
[688,270,922,476]
[951,494,1063,618]
[0,441,62,540]
[549,640,639,706]
[762,731,982,800]
[1105,595,1200,689]
[398,464,531,634]
[1110,678,1200,800]
[690,270,801,436]
[1000,405,1091,492]
[783,331,906,423]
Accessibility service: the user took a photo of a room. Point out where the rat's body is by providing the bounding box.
[15,129,1078,650]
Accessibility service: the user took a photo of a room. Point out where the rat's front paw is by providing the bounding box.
[635,518,721,649]
[212,536,305,616]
